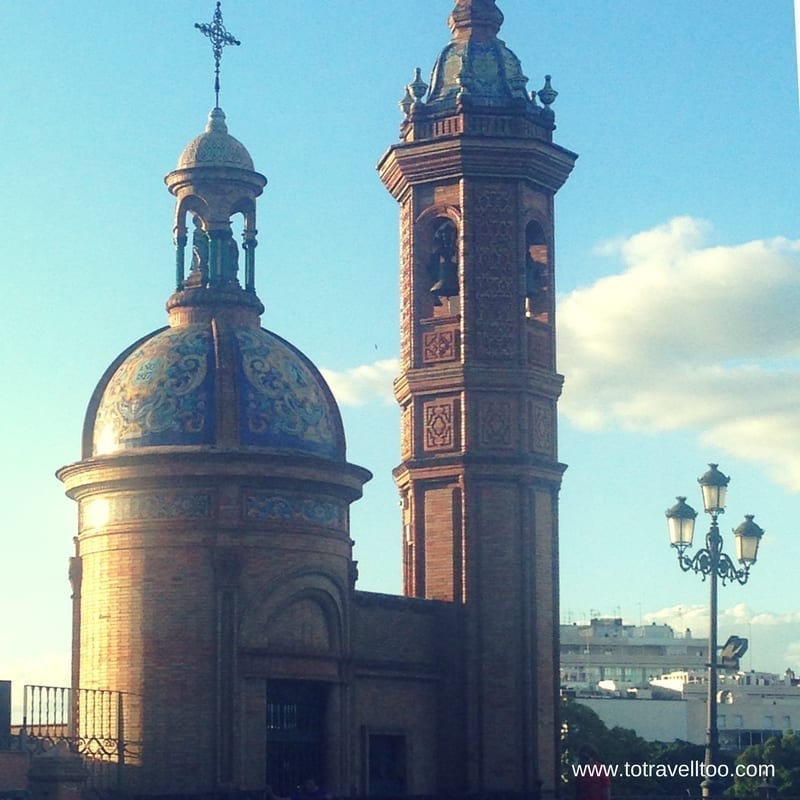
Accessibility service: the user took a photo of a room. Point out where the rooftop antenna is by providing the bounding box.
[195,1,241,108]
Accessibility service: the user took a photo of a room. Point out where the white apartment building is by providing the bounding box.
[560,617,708,691]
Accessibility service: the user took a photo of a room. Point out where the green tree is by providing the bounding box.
[561,696,735,797]
[732,732,800,797]
[650,739,711,797]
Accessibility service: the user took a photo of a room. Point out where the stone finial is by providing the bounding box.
[399,86,414,117]
[538,75,558,108]
[408,68,429,107]
[399,69,427,119]
[538,75,558,125]
[448,0,504,42]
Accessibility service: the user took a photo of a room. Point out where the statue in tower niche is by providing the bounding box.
[429,219,459,299]
[187,215,210,288]
[222,232,239,284]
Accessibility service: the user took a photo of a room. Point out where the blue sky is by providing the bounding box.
[3,1,800,705]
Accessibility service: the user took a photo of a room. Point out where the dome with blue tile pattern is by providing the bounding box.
[89,320,345,461]
[425,0,535,114]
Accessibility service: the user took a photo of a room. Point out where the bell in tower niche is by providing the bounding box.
[429,219,459,298]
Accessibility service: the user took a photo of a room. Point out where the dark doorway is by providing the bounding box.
[266,681,326,797]
[368,733,407,796]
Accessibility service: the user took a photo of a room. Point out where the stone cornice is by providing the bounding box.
[392,456,567,485]
[57,449,372,502]
[392,364,564,404]
[378,134,577,198]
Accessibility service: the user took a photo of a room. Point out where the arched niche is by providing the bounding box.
[415,207,461,318]
[173,195,260,293]
[525,219,551,323]
[174,196,211,290]
[230,197,258,293]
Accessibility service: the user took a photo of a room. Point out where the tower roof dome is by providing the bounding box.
[426,0,533,113]
[177,107,254,170]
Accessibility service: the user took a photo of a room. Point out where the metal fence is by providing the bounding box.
[16,684,140,791]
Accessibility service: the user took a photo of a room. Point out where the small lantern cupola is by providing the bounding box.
[165,0,267,316]
[165,107,267,308]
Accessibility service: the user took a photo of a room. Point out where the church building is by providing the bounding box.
[57,1,576,796]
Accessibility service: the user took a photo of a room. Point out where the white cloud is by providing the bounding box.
[783,640,800,666]
[558,217,800,490]
[320,358,399,407]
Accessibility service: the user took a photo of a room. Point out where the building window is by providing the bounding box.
[266,680,326,797]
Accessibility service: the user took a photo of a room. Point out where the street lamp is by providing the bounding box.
[664,464,765,798]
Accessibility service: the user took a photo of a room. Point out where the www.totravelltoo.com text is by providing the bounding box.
[572,761,775,780]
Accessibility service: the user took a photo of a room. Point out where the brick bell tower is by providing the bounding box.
[378,1,577,796]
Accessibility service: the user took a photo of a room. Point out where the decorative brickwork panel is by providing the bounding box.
[400,200,413,370]
[423,399,456,451]
[422,327,458,363]
[478,397,514,450]
[79,491,212,531]
[471,185,518,361]
[245,492,346,531]
[530,398,555,456]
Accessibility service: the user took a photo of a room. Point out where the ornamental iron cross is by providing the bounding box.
[195,2,240,108]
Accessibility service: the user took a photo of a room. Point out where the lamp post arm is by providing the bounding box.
[716,552,750,586]
[704,520,720,799]
[675,519,750,586]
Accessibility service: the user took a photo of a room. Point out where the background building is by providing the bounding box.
[560,617,708,692]
[562,617,800,751]
[577,669,800,751]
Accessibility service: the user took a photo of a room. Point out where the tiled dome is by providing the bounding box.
[176,107,254,170]
[423,1,534,114]
[426,37,532,111]
[88,321,344,461]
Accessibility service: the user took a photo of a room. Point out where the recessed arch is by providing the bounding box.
[525,218,551,322]
[415,206,462,314]
[239,570,345,655]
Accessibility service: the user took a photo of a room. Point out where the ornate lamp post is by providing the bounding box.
[665,464,765,798]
